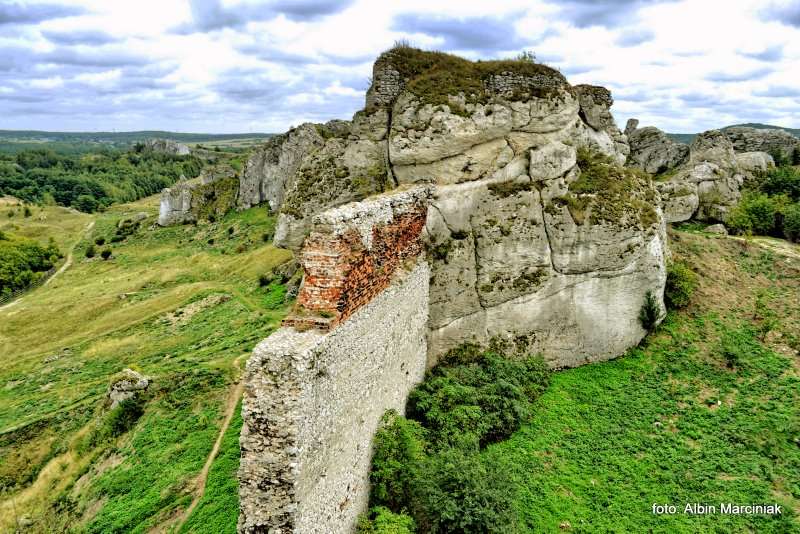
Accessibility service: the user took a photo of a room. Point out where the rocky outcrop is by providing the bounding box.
[141,138,191,156]
[107,368,149,408]
[735,151,775,181]
[158,168,240,226]
[724,126,800,161]
[625,120,690,174]
[158,180,195,226]
[656,130,744,223]
[242,48,667,367]
[238,124,326,211]
[573,84,630,165]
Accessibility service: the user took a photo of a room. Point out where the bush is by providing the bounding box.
[100,248,112,260]
[104,397,145,437]
[370,412,428,513]
[85,244,96,258]
[407,352,550,451]
[357,507,415,534]
[23,206,31,217]
[258,273,272,287]
[413,449,518,533]
[95,237,106,246]
[639,290,660,331]
[759,166,800,201]
[665,261,697,309]
[784,203,800,242]
[727,192,778,236]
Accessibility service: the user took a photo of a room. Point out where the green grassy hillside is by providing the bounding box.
[0,193,292,532]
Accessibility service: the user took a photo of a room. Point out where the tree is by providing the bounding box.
[74,194,99,213]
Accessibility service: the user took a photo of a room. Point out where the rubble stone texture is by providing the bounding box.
[238,260,429,534]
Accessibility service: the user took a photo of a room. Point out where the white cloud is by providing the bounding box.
[0,0,797,132]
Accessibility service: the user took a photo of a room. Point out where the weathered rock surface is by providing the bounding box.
[626,122,690,174]
[142,138,190,156]
[724,126,800,160]
[735,151,775,181]
[573,84,630,165]
[655,130,745,223]
[158,181,195,226]
[705,223,727,235]
[238,124,325,211]
[107,368,149,408]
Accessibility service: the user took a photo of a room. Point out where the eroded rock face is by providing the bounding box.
[735,151,775,182]
[724,126,800,160]
[655,129,746,223]
[246,49,666,367]
[626,124,690,174]
[239,124,326,211]
[158,181,195,226]
[573,84,630,165]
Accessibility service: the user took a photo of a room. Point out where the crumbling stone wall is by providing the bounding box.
[239,187,431,533]
[283,186,430,331]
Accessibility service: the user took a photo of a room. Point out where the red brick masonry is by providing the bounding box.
[282,203,427,331]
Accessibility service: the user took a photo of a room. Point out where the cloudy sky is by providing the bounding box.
[1,0,798,134]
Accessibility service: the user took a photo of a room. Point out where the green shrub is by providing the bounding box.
[85,244,96,258]
[665,261,697,309]
[23,206,31,217]
[759,165,800,201]
[784,203,800,242]
[407,352,549,451]
[413,449,518,533]
[727,192,778,236]
[357,507,415,534]
[639,290,660,331]
[95,237,106,246]
[369,411,428,513]
[258,273,272,287]
[104,397,145,437]
[100,248,112,260]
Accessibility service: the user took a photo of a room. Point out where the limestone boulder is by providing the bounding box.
[654,181,699,223]
[107,368,149,408]
[158,182,195,226]
[626,124,690,174]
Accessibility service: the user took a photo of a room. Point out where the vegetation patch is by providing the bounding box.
[364,347,550,533]
[562,147,658,228]
[0,231,61,296]
[371,44,569,111]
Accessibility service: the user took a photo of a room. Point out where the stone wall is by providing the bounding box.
[239,188,431,533]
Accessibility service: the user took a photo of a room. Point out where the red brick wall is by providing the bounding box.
[283,206,427,331]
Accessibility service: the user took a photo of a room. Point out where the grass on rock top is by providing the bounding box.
[0,193,292,532]
[371,45,569,110]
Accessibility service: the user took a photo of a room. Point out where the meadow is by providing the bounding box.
[0,193,291,532]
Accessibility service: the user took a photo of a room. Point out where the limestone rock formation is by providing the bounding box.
[107,368,149,408]
[238,124,325,211]
[705,223,727,235]
[735,151,775,181]
[245,47,668,366]
[656,130,745,223]
[141,138,191,156]
[625,121,690,174]
[724,126,800,161]
[158,180,195,226]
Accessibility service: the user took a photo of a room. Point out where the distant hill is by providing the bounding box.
[0,130,274,155]
[666,123,800,145]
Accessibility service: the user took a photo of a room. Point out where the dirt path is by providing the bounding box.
[172,355,247,532]
[0,220,94,312]
[45,220,96,287]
